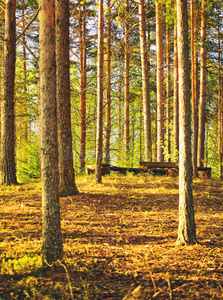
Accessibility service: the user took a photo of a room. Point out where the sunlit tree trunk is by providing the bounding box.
[104,0,111,164]
[198,0,207,168]
[139,0,151,161]
[1,0,17,185]
[124,0,130,165]
[0,39,2,155]
[173,0,179,161]
[22,0,28,141]
[166,18,171,162]
[118,68,122,164]
[139,106,142,162]
[218,38,223,179]
[56,0,78,196]
[176,0,196,246]
[39,0,63,264]
[79,2,87,173]
[95,0,104,183]
[156,2,164,162]
[191,0,198,177]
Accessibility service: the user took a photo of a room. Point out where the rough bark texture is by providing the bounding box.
[191,0,198,177]
[173,0,179,161]
[124,0,130,165]
[79,3,87,173]
[95,0,104,184]
[176,0,197,245]
[104,0,111,164]
[139,0,151,161]
[1,0,17,185]
[39,0,63,264]
[218,38,223,179]
[156,2,164,162]
[55,0,78,196]
[166,22,171,162]
[197,0,207,168]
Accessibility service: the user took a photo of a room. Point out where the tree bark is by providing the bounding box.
[22,0,28,141]
[55,0,78,196]
[79,2,87,173]
[124,0,130,165]
[156,2,164,162]
[104,0,111,164]
[166,18,171,162]
[173,0,179,162]
[176,0,197,245]
[95,0,104,184]
[139,0,151,161]
[197,0,207,168]
[191,0,198,177]
[39,0,63,264]
[1,0,17,185]
[218,38,223,179]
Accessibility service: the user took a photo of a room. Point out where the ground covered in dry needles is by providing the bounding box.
[0,174,223,299]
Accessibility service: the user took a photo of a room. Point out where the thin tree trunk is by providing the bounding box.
[118,68,122,164]
[156,2,164,162]
[22,0,28,141]
[197,0,207,168]
[39,0,63,264]
[104,0,111,164]
[191,0,198,177]
[139,106,142,163]
[124,0,130,165]
[173,0,179,161]
[218,38,223,179]
[166,20,171,162]
[95,0,104,183]
[56,0,78,196]
[176,0,196,245]
[79,2,87,173]
[1,0,17,185]
[139,0,151,161]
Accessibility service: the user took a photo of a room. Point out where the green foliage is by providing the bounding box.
[17,135,40,183]
[1,255,41,275]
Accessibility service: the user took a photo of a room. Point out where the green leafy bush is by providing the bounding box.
[17,135,40,183]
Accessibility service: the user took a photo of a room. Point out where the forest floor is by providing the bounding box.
[0,174,223,299]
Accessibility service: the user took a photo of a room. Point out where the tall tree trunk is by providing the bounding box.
[39,0,63,264]
[139,0,151,161]
[176,0,196,245]
[166,20,171,162]
[139,106,142,163]
[191,0,198,177]
[156,2,164,162]
[173,0,179,162]
[95,0,104,183]
[22,0,28,141]
[218,38,223,179]
[124,0,130,165]
[1,0,17,185]
[118,68,122,164]
[79,2,87,173]
[197,0,207,168]
[104,0,111,164]
[56,0,78,196]
[0,39,2,155]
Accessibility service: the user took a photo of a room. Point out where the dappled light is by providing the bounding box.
[0,175,222,299]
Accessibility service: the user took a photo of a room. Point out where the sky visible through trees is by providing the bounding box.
[0,0,222,181]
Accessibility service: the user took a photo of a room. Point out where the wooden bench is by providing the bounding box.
[140,162,211,178]
[140,161,178,176]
